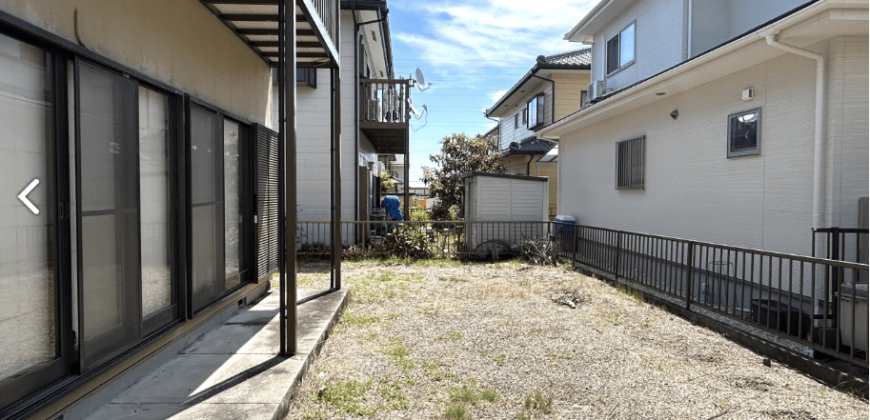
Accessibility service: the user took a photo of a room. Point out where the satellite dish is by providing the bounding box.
[413,68,433,92]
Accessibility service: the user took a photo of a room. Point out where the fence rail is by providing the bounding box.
[296,220,554,260]
[560,225,869,368]
[292,219,868,368]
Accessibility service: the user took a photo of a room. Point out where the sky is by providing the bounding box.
[386,0,598,187]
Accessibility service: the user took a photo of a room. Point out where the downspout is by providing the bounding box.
[352,7,359,225]
[531,74,556,125]
[484,113,499,148]
[765,33,825,229]
[526,154,533,176]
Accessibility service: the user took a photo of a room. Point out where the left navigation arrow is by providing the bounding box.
[18,179,40,215]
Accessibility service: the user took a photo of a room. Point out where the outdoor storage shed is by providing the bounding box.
[464,172,549,255]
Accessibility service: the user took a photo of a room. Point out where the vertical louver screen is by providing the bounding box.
[255,124,279,281]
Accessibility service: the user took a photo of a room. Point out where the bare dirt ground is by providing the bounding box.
[286,260,868,420]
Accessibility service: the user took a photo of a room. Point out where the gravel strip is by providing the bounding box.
[285,261,868,419]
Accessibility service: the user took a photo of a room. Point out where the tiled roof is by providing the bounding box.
[486,48,591,116]
[501,136,556,157]
[540,48,593,66]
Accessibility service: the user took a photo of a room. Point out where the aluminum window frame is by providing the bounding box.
[606,21,637,77]
[526,93,545,130]
[615,135,645,191]
[727,108,762,158]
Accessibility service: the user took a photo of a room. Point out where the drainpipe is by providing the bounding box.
[531,74,556,125]
[526,155,534,176]
[484,113,499,147]
[765,33,825,229]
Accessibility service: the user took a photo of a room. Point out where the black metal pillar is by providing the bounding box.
[331,67,342,290]
[403,90,410,220]
[279,0,297,357]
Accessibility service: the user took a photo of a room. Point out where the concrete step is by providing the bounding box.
[84,289,348,420]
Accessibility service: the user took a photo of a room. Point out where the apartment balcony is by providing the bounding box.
[360,78,412,154]
[198,0,340,68]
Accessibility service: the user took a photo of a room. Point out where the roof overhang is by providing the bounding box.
[198,0,339,68]
[486,63,590,118]
[343,0,395,78]
[564,0,635,43]
[542,0,868,139]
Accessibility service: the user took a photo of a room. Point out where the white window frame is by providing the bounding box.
[606,21,636,76]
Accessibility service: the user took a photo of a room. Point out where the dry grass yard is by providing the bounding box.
[286,260,868,420]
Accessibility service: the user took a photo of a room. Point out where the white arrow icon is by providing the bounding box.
[18,179,40,215]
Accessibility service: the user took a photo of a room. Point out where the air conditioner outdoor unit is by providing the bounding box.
[587,80,606,101]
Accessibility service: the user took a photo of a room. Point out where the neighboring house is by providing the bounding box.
[280,0,412,231]
[486,48,592,219]
[0,0,338,418]
[540,0,868,260]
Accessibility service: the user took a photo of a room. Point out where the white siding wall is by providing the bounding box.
[589,0,686,93]
[691,0,808,57]
[291,10,382,226]
[559,37,868,257]
[825,36,869,229]
[497,82,552,150]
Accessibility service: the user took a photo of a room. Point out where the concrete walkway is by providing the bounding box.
[85,288,348,420]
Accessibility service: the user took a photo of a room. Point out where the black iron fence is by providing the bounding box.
[560,225,868,368]
[292,219,867,368]
[296,220,554,260]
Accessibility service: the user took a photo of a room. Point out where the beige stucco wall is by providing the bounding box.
[0,0,271,123]
[558,36,869,258]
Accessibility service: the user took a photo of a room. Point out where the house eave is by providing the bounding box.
[564,0,635,43]
[485,63,590,117]
[541,0,866,140]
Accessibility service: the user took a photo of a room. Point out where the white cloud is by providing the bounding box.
[394,0,597,72]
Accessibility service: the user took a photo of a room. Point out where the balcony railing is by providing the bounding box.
[307,0,338,51]
[361,78,413,125]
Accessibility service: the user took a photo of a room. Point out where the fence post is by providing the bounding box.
[614,231,622,280]
[685,241,695,310]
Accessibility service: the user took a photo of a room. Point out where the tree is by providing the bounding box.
[421,133,504,220]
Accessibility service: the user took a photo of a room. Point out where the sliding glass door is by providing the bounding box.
[0,32,67,406]
[190,105,248,313]
[75,61,141,367]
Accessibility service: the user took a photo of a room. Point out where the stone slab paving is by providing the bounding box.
[85,289,348,420]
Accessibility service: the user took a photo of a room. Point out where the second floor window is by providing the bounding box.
[606,22,635,75]
[527,94,544,129]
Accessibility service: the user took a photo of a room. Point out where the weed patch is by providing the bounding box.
[437,332,463,341]
[315,380,376,417]
[443,402,470,420]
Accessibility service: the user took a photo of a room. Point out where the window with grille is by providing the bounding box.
[615,136,645,190]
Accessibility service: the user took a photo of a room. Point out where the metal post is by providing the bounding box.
[403,83,410,220]
[615,231,622,280]
[685,241,695,310]
[331,67,342,290]
[281,0,298,356]
[277,0,285,357]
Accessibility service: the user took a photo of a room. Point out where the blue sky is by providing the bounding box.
[387,0,598,187]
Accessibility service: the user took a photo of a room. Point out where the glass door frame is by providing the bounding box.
[184,96,255,318]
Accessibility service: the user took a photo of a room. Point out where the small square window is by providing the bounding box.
[514,113,519,129]
[727,108,761,158]
[522,108,528,125]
